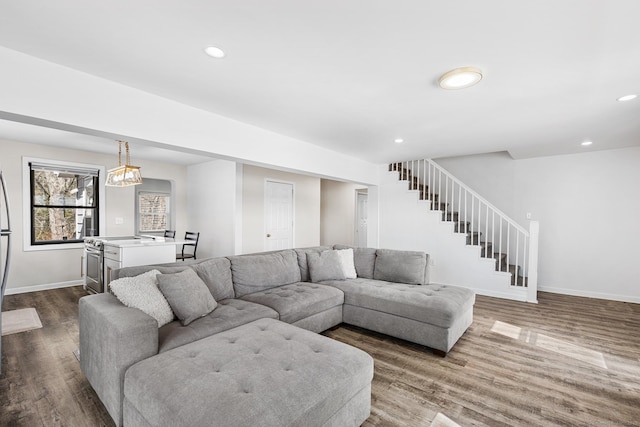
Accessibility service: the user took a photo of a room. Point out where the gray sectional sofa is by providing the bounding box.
[79,245,475,427]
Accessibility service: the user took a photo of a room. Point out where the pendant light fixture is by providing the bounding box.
[105,140,143,187]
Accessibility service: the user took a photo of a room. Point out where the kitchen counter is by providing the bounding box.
[103,238,192,287]
[103,237,189,248]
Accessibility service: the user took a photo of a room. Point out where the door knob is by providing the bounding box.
[266,233,271,238]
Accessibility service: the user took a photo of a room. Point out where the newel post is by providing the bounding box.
[527,220,539,303]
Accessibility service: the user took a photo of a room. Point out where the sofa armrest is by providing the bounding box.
[79,293,158,426]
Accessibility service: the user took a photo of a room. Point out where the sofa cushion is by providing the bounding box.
[307,250,347,282]
[333,244,377,279]
[113,257,235,301]
[190,257,235,300]
[157,269,218,326]
[157,299,278,353]
[124,318,373,427]
[240,282,344,324]
[111,264,191,282]
[294,246,332,282]
[373,249,427,285]
[322,278,475,328]
[228,250,302,297]
[109,269,174,327]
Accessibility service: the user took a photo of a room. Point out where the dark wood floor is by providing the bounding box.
[2,287,639,427]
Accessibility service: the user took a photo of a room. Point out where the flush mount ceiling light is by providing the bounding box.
[204,46,226,58]
[105,140,143,187]
[581,140,593,146]
[394,138,404,144]
[617,94,637,102]
[438,67,483,90]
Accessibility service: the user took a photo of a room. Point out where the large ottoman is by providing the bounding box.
[123,318,374,427]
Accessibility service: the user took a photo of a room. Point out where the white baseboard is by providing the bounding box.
[430,281,532,303]
[538,286,640,304]
[470,287,530,303]
[432,281,637,305]
[4,280,83,295]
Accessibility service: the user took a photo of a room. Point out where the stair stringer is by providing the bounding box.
[378,169,529,302]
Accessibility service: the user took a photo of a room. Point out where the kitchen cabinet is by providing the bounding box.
[103,240,179,287]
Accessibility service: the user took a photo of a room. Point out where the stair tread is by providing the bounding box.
[390,161,530,290]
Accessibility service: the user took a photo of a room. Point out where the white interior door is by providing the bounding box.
[355,190,368,247]
[264,180,294,251]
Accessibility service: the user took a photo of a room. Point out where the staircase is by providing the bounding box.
[388,159,538,302]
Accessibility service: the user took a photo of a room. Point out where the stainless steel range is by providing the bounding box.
[84,235,179,293]
[83,236,138,294]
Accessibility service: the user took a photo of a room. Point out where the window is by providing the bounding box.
[25,159,103,248]
[134,178,173,235]
[138,192,170,233]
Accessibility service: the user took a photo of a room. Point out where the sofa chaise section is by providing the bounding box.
[322,279,474,354]
[320,246,474,354]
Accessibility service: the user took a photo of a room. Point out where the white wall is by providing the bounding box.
[320,180,367,246]
[378,168,520,301]
[242,165,320,254]
[187,159,239,259]
[435,151,518,219]
[436,147,640,303]
[1,138,188,293]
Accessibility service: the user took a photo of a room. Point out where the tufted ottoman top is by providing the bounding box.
[322,278,475,328]
[123,318,373,427]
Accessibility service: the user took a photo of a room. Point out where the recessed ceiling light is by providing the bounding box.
[617,94,637,102]
[581,141,593,146]
[438,67,483,90]
[204,46,226,58]
[394,138,404,144]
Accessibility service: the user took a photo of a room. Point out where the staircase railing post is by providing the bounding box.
[527,220,539,303]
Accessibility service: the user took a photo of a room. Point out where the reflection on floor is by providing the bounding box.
[491,320,608,369]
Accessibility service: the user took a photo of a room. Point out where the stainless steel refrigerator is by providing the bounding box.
[0,168,12,374]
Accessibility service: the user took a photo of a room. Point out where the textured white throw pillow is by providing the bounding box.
[109,269,175,327]
[336,248,357,279]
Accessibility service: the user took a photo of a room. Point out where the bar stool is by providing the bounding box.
[176,231,199,261]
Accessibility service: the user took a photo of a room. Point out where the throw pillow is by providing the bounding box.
[333,244,377,279]
[109,269,175,327]
[373,249,427,285]
[157,268,218,326]
[336,248,357,279]
[307,250,347,282]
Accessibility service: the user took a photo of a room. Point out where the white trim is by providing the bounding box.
[354,189,368,247]
[432,281,533,303]
[4,280,82,295]
[434,280,640,305]
[539,286,640,305]
[234,163,244,255]
[264,179,295,250]
[22,156,106,252]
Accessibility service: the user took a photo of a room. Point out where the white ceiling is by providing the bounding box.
[0,0,639,164]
